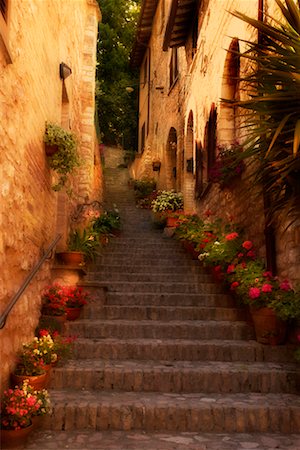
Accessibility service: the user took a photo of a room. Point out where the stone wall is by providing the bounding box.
[0,0,101,390]
[133,0,300,284]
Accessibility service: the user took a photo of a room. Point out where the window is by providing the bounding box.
[169,47,178,88]
[195,141,203,198]
[205,104,217,181]
[142,56,148,86]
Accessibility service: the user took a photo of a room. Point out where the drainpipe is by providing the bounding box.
[258,0,277,274]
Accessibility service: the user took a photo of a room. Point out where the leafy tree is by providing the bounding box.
[227,0,300,224]
[96,0,140,150]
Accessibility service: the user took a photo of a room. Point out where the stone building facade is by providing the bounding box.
[0,0,101,389]
[130,0,300,283]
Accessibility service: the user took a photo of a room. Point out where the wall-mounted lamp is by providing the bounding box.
[59,62,72,80]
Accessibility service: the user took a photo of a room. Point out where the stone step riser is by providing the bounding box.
[91,265,201,274]
[42,400,300,433]
[104,284,224,294]
[95,258,198,266]
[73,340,296,363]
[66,322,254,340]
[105,294,234,307]
[82,305,246,321]
[87,274,212,283]
[49,366,298,394]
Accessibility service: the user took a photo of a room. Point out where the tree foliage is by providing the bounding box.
[96,0,140,150]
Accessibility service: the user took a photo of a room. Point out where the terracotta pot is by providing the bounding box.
[166,216,183,228]
[43,364,52,384]
[45,144,59,157]
[0,423,33,448]
[11,372,48,390]
[182,240,200,260]
[250,307,287,345]
[56,251,85,266]
[66,306,82,321]
[211,266,224,284]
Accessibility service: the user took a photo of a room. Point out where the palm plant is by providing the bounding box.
[227,0,300,224]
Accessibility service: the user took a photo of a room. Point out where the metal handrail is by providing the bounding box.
[0,234,62,329]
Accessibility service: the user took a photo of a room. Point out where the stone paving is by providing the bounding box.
[20,146,300,450]
[23,430,300,449]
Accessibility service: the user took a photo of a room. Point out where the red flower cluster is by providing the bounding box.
[1,382,41,430]
[41,284,90,314]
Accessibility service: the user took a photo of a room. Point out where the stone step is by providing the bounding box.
[50,360,299,394]
[73,338,296,363]
[87,272,213,283]
[66,319,254,340]
[42,390,300,432]
[82,305,246,321]
[95,256,198,265]
[91,264,202,274]
[22,430,300,450]
[99,281,224,294]
[105,292,235,307]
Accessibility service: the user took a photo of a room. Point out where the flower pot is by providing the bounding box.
[56,251,85,266]
[166,215,183,228]
[45,144,59,157]
[250,307,287,345]
[182,240,200,260]
[0,423,33,448]
[66,306,82,321]
[11,372,48,390]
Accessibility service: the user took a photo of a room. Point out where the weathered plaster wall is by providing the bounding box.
[0,0,101,390]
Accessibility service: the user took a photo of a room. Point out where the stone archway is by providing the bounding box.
[166,127,178,190]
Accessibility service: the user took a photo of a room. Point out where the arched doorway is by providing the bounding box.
[166,127,177,190]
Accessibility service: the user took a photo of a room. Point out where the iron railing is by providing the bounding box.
[0,234,62,329]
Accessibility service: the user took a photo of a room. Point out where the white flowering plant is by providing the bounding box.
[151,190,184,213]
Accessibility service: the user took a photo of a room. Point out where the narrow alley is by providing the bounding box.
[22,147,300,450]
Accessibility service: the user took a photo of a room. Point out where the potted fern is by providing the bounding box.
[44,122,80,191]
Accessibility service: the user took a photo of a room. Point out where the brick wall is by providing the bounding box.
[0,0,101,390]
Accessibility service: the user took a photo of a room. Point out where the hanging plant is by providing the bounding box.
[44,122,80,191]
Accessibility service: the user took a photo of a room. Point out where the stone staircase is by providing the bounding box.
[25,147,300,449]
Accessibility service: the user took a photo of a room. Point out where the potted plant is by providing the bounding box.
[37,329,76,366]
[228,261,299,345]
[11,347,48,391]
[57,227,99,265]
[63,285,90,320]
[151,190,184,213]
[151,190,184,226]
[0,380,49,447]
[41,283,67,319]
[92,209,121,237]
[44,122,80,191]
